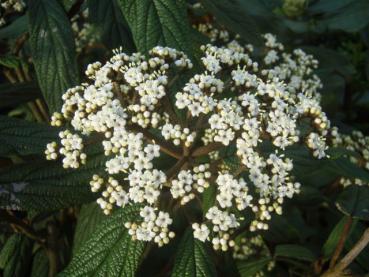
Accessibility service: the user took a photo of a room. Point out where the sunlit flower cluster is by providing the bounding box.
[331,128,369,187]
[0,0,25,26]
[46,23,331,249]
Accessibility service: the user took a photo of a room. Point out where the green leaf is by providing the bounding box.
[237,257,272,277]
[60,205,145,277]
[0,82,41,109]
[118,0,192,54]
[30,249,49,277]
[28,0,79,113]
[171,229,216,277]
[308,0,355,14]
[274,244,316,262]
[328,157,369,183]
[0,116,58,156]
[0,234,33,277]
[72,202,106,254]
[322,217,357,259]
[201,0,282,45]
[88,0,135,51]
[319,0,369,32]
[0,15,27,40]
[202,185,217,214]
[336,186,369,220]
[0,55,21,69]
[0,148,106,211]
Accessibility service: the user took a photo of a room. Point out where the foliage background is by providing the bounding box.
[0,0,369,276]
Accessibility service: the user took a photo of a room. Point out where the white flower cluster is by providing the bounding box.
[171,164,211,205]
[125,206,175,246]
[45,130,86,169]
[331,128,369,187]
[46,24,331,249]
[0,0,24,26]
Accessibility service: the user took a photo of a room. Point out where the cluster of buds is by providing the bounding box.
[233,235,275,276]
[46,22,332,249]
[45,130,86,169]
[71,9,99,53]
[330,128,369,187]
[125,206,175,246]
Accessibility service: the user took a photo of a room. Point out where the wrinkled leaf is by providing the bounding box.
[0,148,106,211]
[118,0,192,54]
[88,0,135,51]
[29,0,79,112]
[172,229,216,277]
[60,205,145,277]
[0,82,41,109]
[0,116,58,156]
[0,234,33,277]
[72,202,106,254]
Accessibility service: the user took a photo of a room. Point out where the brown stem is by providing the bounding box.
[323,227,369,277]
[329,216,353,269]
[166,157,188,180]
[335,227,369,272]
[127,124,182,159]
[192,142,223,157]
[0,210,45,244]
[3,70,17,83]
[13,33,29,55]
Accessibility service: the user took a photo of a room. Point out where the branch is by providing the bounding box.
[329,216,353,269]
[127,124,182,159]
[166,157,188,180]
[192,142,223,157]
[0,210,45,244]
[336,227,369,272]
[323,227,369,277]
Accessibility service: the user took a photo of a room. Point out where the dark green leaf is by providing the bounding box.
[0,116,58,156]
[88,0,135,51]
[72,202,106,254]
[118,0,192,54]
[0,15,27,40]
[31,249,49,277]
[328,157,369,183]
[302,47,355,78]
[0,234,33,277]
[171,229,216,277]
[322,217,357,259]
[319,0,369,32]
[274,244,316,262]
[336,186,369,220]
[60,205,145,277]
[28,0,79,113]
[202,185,217,214]
[308,0,355,14]
[0,148,106,211]
[0,82,41,109]
[0,55,21,69]
[237,257,272,277]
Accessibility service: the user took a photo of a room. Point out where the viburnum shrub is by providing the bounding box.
[2,1,369,276]
[45,28,330,250]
